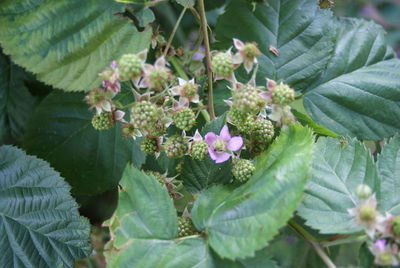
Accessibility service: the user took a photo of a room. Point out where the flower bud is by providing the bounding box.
[140,137,159,155]
[356,184,373,199]
[359,204,378,223]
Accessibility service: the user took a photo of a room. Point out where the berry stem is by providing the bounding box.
[163,7,187,57]
[197,0,216,120]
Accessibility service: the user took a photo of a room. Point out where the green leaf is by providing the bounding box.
[192,124,314,260]
[175,0,195,8]
[303,18,400,140]
[201,113,227,135]
[212,248,280,268]
[377,135,400,214]
[108,165,177,248]
[298,137,379,234]
[23,91,146,195]
[0,52,38,144]
[216,0,335,91]
[181,157,233,192]
[108,238,214,268]
[292,109,339,138]
[135,7,155,27]
[0,0,152,92]
[0,145,91,268]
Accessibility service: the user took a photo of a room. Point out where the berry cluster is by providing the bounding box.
[86,38,299,197]
[178,217,199,237]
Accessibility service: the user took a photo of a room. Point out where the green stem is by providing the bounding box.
[163,7,187,57]
[168,56,189,80]
[197,0,216,120]
[289,220,336,268]
[321,235,368,247]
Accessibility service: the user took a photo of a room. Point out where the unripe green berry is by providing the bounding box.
[243,43,261,58]
[91,112,114,130]
[178,217,199,237]
[271,84,295,106]
[131,101,158,132]
[182,83,197,99]
[252,118,274,142]
[140,137,158,154]
[232,159,255,183]
[319,0,334,9]
[118,54,143,81]
[392,216,400,236]
[191,141,208,160]
[121,123,136,137]
[149,69,169,90]
[233,84,266,114]
[146,171,165,185]
[356,184,372,199]
[173,108,196,131]
[163,135,189,158]
[359,204,377,222]
[211,52,234,78]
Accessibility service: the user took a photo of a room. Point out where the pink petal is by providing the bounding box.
[170,86,180,96]
[191,94,200,103]
[244,61,253,73]
[219,125,231,141]
[155,57,166,68]
[178,77,186,86]
[233,38,244,50]
[215,152,231,163]
[208,147,218,161]
[193,130,203,142]
[205,132,217,145]
[227,136,243,152]
[137,49,148,62]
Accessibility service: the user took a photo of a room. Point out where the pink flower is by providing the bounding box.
[170,78,200,104]
[139,57,172,90]
[205,125,243,163]
[233,38,261,73]
[370,239,399,266]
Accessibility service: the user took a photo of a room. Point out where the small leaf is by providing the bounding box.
[181,157,233,192]
[23,91,146,195]
[192,124,314,260]
[0,145,91,268]
[201,114,227,135]
[377,135,400,214]
[0,0,152,92]
[298,137,379,234]
[108,165,177,248]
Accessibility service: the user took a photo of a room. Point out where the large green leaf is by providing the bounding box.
[298,137,379,234]
[23,91,146,195]
[377,135,400,214]
[0,0,152,92]
[0,52,38,145]
[303,18,400,140]
[191,124,314,260]
[0,145,91,267]
[216,0,335,91]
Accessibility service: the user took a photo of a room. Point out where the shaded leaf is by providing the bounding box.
[0,52,38,144]
[0,145,91,268]
[23,91,145,195]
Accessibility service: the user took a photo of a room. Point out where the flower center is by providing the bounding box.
[214,139,226,152]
